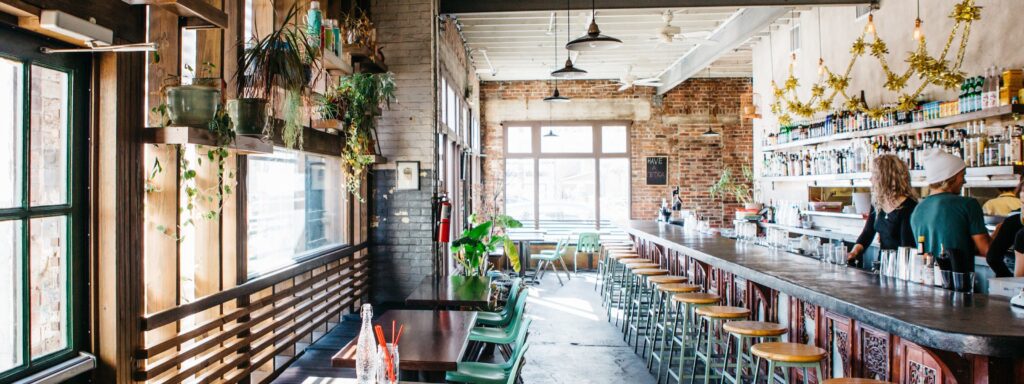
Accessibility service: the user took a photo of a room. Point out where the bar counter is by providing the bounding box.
[622,221,1024,382]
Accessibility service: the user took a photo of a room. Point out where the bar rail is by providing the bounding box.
[622,221,1024,357]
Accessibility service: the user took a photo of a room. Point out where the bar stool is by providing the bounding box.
[637,276,687,358]
[598,245,636,291]
[821,379,893,384]
[750,342,826,384]
[603,253,642,320]
[624,267,669,347]
[690,306,750,384]
[647,283,701,383]
[720,321,788,384]
[666,292,720,384]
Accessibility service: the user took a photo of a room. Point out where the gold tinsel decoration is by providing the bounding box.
[770,0,981,124]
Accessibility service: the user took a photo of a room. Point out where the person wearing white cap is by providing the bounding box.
[910,149,990,259]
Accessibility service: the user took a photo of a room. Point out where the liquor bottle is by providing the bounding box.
[355,304,376,383]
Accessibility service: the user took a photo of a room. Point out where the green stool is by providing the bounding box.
[666,292,720,384]
[720,321,788,384]
[620,262,661,336]
[690,306,750,384]
[640,275,688,360]
[625,268,668,349]
[750,342,826,384]
[647,282,700,383]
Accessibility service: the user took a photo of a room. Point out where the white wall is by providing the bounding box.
[753,0,1024,204]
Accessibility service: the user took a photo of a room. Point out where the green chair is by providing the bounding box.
[477,279,524,327]
[573,232,601,273]
[445,318,531,384]
[470,294,529,345]
[533,238,571,285]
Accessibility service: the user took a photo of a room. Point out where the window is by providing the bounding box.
[246,149,346,277]
[0,32,89,381]
[503,122,630,228]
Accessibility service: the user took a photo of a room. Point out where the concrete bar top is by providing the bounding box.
[622,221,1024,357]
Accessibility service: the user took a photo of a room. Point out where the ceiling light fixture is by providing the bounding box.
[566,0,622,52]
[544,129,559,137]
[545,5,571,103]
[552,0,587,78]
[701,68,721,138]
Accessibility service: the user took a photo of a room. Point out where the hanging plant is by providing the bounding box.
[333,72,395,198]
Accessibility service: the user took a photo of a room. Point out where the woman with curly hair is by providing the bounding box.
[848,154,919,265]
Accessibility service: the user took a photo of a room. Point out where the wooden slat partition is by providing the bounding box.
[136,247,368,382]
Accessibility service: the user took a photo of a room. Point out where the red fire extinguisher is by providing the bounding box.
[437,196,451,243]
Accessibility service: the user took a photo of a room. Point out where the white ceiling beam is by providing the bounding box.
[442,0,872,14]
[656,7,789,94]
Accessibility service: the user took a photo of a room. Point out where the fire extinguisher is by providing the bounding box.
[437,195,451,243]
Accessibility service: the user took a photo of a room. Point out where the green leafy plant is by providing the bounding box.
[235,4,315,147]
[709,166,754,206]
[333,72,395,198]
[450,214,523,277]
[314,86,349,121]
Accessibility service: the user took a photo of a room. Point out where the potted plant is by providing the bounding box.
[164,62,221,127]
[335,72,395,197]
[709,166,760,210]
[232,4,315,143]
[450,214,523,277]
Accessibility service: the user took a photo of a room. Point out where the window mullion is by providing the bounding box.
[19,59,30,371]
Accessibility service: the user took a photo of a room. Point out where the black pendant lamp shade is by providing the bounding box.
[543,86,571,103]
[551,58,587,78]
[552,0,587,78]
[700,127,721,137]
[544,129,559,137]
[566,0,623,51]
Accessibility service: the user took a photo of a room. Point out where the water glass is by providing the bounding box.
[376,343,400,384]
[952,272,976,293]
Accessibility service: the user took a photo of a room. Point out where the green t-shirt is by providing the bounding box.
[910,192,988,256]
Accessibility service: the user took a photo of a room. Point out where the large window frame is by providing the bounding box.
[0,29,90,382]
[502,121,631,229]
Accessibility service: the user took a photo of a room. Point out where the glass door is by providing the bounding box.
[0,26,90,382]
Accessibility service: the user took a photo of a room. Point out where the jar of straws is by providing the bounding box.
[373,321,404,384]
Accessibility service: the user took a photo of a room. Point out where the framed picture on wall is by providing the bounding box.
[646,156,668,185]
[396,161,420,190]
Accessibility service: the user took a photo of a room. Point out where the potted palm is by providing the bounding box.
[231,4,314,143]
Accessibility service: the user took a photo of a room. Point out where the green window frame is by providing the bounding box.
[0,29,90,382]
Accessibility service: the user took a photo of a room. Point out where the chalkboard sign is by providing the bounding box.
[646,157,668,185]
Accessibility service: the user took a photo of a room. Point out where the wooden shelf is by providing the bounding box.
[760,166,1018,188]
[312,119,343,133]
[142,126,273,154]
[371,155,388,164]
[127,0,228,29]
[345,45,388,74]
[321,50,353,75]
[762,104,1024,152]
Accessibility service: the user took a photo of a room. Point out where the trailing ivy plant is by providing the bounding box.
[334,72,395,198]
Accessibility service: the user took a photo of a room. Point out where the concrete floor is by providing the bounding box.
[521,271,657,384]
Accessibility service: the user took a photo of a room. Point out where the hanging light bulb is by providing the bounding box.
[913,18,923,41]
[818,57,826,76]
[865,13,876,36]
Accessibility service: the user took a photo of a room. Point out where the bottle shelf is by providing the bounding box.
[322,50,353,75]
[759,165,1019,187]
[762,104,1024,152]
[127,0,228,30]
[345,45,388,74]
[142,126,273,154]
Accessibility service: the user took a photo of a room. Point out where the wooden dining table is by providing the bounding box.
[331,309,477,381]
[404,275,491,309]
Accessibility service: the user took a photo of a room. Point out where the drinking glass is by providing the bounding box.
[376,343,400,384]
[952,272,976,293]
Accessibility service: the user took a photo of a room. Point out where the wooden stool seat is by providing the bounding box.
[695,305,750,319]
[619,258,650,265]
[723,321,788,337]
[608,253,641,260]
[625,263,661,270]
[607,248,637,253]
[672,292,720,305]
[656,283,701,293]
[632,268,669,276]
[821,379,893,384]
[751,342,826,363]
[604,245,634,250]
[647,275,687,284]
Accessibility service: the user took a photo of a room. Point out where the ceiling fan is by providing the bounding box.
[651,10,719,46]
[605,65,663,91]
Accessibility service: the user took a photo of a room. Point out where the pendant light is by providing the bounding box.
[700,68,721,138]
[566,0,622,52]
[544,129,559,137]
[545,12,571,103]
[913,0,924,41]
[552,0,587,78]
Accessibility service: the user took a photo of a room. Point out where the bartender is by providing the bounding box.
[985,178,1024,277]
[910,149,990,259]
[848,155,918,265]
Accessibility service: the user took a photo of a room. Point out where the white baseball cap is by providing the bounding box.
[922,148,966,184]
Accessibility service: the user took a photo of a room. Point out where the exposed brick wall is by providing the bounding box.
[480,78,753,228]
